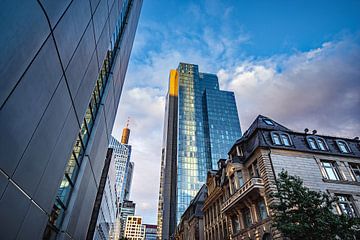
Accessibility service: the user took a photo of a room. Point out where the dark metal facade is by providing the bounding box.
[0,0,142,238]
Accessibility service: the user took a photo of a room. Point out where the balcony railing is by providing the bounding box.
[221,177,264,212]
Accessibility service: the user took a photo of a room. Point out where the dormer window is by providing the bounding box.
[263,119,274,126]
[271,132,292,146]
[336,140,351,153]
[317,138,327,150]
[272,133,281,145]
[306,136,329,151]
[281,134,291,146]
[308,137,317,149]
[236,146,243,157]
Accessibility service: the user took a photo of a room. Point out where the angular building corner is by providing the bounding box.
[0,0,142,239]
[157,63,242,239]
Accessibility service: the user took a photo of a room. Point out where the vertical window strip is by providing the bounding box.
[46,0,134,231]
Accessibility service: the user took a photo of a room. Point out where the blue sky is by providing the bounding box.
[112,0,360,224]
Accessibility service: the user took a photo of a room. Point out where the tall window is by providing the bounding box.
[230,175,236,193]
[281,134,291,146]
[231,215,240,234]
[242,208,252,228]
[248,161,260,178]
[271,133,281,145]
[320,161,341,180]
[317,138,327,151]
[336,140,351,153]
[349,163,360,182]
[237,171,244,187]
[336,194,358,217]
[307,137,318,150]
[257,200,268,220]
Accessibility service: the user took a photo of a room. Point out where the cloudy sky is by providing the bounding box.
[112,0,360,224]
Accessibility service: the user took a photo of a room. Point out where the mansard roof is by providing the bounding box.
[229,115,360,160]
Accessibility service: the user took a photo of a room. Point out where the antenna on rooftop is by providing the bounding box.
[126,117,130,128]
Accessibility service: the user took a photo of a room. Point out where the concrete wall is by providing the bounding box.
[0,0,142,239]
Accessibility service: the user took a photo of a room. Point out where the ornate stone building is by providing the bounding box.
[203,115,360,240]
[174,185,207,240]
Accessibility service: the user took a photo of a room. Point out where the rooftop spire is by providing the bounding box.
[121,117,131,144]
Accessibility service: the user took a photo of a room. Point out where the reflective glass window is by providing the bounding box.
[321,161,341,180]
[243,208,252,228]
[263,119,274,125]
[272,133,281,145]
[317,138,327,151]
[336,140,351,153]
[57,175,72,206]
[349,163,360,182]
[309,137,317,149]
[231,215,240,233]
[257,200,268,220]
[84,105,94,132]
[281,134,291,146]
[80,120,89,146]
[237,171,244,187]
[336,194,357,217]
[65,154,79,184]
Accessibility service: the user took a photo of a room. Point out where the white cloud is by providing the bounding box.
[112,4,360,224]
[222,37,360,138]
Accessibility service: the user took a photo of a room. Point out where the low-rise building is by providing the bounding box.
[204,115,360,240]
[124,216,145,240]
[144,224,157,240]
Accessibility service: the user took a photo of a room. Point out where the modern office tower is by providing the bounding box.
[87,148,118,240]
[0,0,142,239]
[157,63,242,239]
[144,224,157,240]
[120,200,136,238]
[109,128,133,203]
[124,216,146,240]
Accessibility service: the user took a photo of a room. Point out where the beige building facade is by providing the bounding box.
[124,216,146,240]
[203,115,360,240]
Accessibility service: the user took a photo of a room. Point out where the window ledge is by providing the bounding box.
[322,179,360,186]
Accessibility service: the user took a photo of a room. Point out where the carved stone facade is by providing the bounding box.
[203,169,228,240]
[174,185,206,240]
[202,115,360,240]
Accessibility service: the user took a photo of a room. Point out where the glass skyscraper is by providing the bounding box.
[109,133,133,204]
[157,63,242,239]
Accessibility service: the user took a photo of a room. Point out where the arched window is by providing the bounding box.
[271,133,281,145]
[307,137,318,150]
[317,138,328,151]
[306,136,328,151]
[271,132,292,146]
[336,140,351,153]
[281,134,291,146]
[262,233,272,240]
